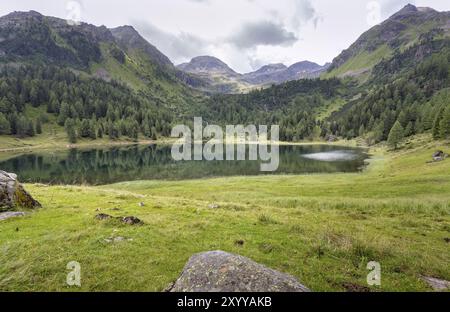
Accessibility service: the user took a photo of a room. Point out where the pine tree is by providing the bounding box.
[432,108,444,139]
[26,119,35,137]
[35,118,42,134]
[0,113,10,134]
[439,105,450,139]
[97,126,103,139]
[387,121,404,150]
[65,119,77,144]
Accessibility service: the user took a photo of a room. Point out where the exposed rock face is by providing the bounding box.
[0,171,41,211]
[169,251,310,292]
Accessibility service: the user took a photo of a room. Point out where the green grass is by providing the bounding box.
[0,135,449,292]
[324,45,392,79]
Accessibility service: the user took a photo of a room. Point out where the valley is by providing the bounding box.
[0,3,449,293]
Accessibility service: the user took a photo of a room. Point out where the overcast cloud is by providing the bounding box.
[0,0,448,73]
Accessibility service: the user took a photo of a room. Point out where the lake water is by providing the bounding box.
[0,144,369,185]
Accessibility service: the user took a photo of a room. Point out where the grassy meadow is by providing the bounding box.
[0,135,449,292]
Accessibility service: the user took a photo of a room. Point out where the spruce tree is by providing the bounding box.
[0,113,10,135]
[432,108,444,139]
[439,105,450,139]
[387,121,404,150]
[65,119,77,144]
[36,118,42,134]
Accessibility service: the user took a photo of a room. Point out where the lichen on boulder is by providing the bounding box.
[0,170,41,211]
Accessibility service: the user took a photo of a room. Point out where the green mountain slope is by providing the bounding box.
[0,11,203,114]
[324,4,449,79]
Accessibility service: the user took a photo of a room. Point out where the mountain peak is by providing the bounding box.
[177,56,239,76]
[252,63,287,75]
[390,4,419,19]
[0,10,43,23]
[110,25,173,67]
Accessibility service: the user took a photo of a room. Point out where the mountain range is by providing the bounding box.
[0,4,448,144]
[177,56,329,93]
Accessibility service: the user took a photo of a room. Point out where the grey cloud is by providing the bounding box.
[133,20,210,64]
[292,0,322,29]
[228,20,298,49]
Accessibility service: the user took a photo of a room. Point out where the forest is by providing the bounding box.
[0,65,173,143]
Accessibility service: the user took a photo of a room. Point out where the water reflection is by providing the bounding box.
[0,144,368,185]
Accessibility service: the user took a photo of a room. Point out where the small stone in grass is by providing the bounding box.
[208,203,220,209]
[95,213,113,220]
[104,236,133,243]
[234,240,245,246]
[122,216,143,225]
[139,202,145,207]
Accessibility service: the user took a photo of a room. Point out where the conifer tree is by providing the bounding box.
[387,121,404,150]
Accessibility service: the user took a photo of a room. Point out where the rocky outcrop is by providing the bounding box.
[0,171,41,211]
[169,251,310,292]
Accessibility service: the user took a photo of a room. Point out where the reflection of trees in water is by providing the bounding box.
[0,145,367,185]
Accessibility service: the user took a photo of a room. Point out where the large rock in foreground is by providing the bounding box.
[0,171,41,211]
[169,251,310,292]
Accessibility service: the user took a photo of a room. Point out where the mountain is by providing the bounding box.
[201,4,449,142]
[177,56,239,77]
[110,25,173,68]
[242,61,329,85]
[177,56,329,92]
[0,11,204,112]
[177,56,252,93]
[325,4,450,79]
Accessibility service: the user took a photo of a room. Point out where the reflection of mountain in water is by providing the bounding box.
[0,145,368,185]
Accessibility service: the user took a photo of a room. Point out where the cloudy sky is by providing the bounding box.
[1,0,449,73]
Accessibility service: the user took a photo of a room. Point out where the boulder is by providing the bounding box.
[169,250,310,292]
[0,211,26,221]
[121,216,143,225]
[421,276,450,291]
[0,171,41,211]
[432,151,444,158]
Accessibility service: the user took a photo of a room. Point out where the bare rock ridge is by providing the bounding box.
[0,171,41,211]
[169,251,310,292]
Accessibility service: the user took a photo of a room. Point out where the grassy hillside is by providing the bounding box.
[0,135,448,291]
[325,5,449,79]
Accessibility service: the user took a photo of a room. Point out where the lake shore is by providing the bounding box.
[0,133,359,154]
